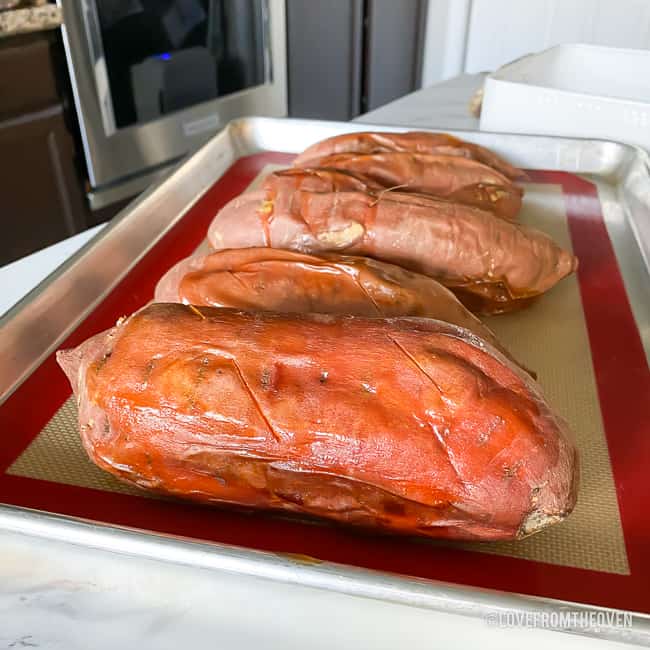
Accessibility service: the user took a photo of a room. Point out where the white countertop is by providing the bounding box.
[358,73,483,131]
[0,75,636,649]
[0,225,106,318]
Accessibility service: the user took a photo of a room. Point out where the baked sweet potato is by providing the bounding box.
[266,166,518,221]
[207,188,577,313]
[154,247,521,367]
[263,167,382,194]
[57,303,578,541]
[293,131,527,181]
[310,152,523,221]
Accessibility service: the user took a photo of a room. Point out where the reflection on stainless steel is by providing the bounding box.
[87,158,181,211]
[57,0,287,204]
[1,118,649,642]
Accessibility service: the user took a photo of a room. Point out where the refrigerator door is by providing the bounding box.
[286,0,427,120]
[286,0,363,120]
[364,0,427,111]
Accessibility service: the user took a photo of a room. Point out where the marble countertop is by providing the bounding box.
[0,4,61,39]
[1,527,628,650]
[0,75,639,649]
[357,73,484,131]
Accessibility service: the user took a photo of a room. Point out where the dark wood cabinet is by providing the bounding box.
[0,31,89,265]
[0,32,60,120]
[0,105,87,265]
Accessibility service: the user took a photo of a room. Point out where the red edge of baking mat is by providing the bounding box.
[1,155,649,614]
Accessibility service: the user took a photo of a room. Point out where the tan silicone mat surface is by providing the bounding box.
[8,172,629,575]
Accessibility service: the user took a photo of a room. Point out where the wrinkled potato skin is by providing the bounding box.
[154,247,522,367]
[267,166,520,221]
[310,152,523,220]
[263,167,382,194]
[58,304,578,541]
[207,189,577,313]
[293,131,528,181]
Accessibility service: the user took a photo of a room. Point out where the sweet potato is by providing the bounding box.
[207,188,577,313]
[154,247,522,368]
[263,167,382,194]
[57,303,578,541]
[311,152,523,221]
[266,166,518,221]
[293,131,527,181]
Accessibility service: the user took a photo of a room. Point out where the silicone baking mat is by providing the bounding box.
[1,153,648,613]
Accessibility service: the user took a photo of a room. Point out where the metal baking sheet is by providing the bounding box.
[1,118,649,644]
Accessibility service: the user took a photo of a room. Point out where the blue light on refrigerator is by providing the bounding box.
[155,52,172,61]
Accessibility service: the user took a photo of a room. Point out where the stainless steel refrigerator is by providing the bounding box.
[286,0,427,120]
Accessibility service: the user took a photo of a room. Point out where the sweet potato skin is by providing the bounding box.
[267,165,519,221]
[263,167,382,194]
[58,304,578,541]
[293,131,528,181]
[154,248,518,366]
[311,152,523,220]
[206,189,577,312]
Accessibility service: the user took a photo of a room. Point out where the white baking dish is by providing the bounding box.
[480,44,650,151]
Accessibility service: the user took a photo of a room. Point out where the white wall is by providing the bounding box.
[421,0,650,86]
[421,0,471,85]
